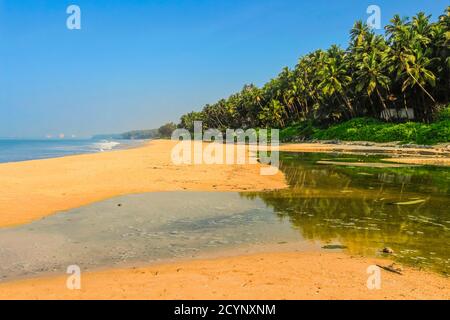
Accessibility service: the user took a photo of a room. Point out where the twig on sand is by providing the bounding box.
[376,264,403,275]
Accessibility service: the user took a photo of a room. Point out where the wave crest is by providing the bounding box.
[94,140,121,152]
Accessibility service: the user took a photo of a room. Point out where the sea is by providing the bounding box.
[0,139,145,164]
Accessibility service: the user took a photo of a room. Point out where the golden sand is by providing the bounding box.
[0,140,286,227]
[0,251,448,300]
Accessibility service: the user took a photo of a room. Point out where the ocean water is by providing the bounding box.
[0,139,144,163]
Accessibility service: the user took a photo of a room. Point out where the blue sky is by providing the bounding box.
[0,0,447,138]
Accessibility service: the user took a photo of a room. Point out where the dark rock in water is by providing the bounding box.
[322,244,347,250]
[382,247,394,254]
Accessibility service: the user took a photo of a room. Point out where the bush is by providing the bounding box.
[313,118,382,141]
[436,105,450,121]
[416,120,450,144]
[282,117,450,145]
[280,121,319,142]
[371,122,423,143]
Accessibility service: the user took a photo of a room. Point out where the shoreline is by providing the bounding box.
[1,139,449,299]
[0,240,321,285]
[0,138,147,165]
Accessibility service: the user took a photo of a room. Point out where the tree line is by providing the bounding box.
[177,7,449,132]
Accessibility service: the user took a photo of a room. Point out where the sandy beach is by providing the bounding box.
[0,251,448,300]
[0,140,449,300]
[0,140,286,227]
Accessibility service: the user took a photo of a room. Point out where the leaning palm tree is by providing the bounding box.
[386,13,437,120]
[399,45,437,120]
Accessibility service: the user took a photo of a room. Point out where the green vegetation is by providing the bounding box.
[280,121,319,142]
[121,129,160,140]
[437,105,450,121]
[313,117,450,144]
[94,123,176,140]
[119,124,176,140]
[280,106,450,144]
[177,7,450,144]
[158,122,177,138]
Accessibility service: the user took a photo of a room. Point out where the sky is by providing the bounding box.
[0,0,448,138]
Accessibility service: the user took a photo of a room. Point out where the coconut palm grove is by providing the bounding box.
[176,6,450,145]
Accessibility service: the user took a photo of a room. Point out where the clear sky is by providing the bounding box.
[0,0,448,138]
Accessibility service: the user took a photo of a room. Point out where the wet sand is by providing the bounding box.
[382,157,450,166]
[280,142,450,167]
[0,251,448,300]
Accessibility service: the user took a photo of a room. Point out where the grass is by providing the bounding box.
[280,107,450,145]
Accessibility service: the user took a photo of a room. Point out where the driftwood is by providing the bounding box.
[376,264,403,275]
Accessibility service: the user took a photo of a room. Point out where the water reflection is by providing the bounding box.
[243,153,450,274]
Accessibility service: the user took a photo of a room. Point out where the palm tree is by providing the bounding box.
[350,25,391,116]
[430,7,450,102]
[350,20,370,50]
[355,50,391,113]
[317,46,354,118]
[386,13,437,120]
